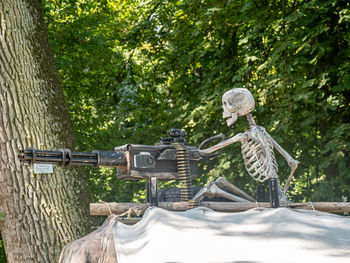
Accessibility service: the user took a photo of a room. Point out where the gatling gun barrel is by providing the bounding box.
[19,147,127,167]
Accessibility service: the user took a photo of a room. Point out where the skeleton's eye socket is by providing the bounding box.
[223,101,227,106]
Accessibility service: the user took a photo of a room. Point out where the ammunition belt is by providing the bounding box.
[172,143,194,208]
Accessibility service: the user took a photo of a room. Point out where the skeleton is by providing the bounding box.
[194,88,299,205]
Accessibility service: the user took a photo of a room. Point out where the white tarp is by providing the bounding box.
[114,207,350,263]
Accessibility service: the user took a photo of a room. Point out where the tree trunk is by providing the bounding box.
[0,0,91,262]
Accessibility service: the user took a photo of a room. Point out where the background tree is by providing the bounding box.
[41,0,349,204]
[0,0,91,262]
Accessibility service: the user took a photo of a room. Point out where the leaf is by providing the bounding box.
[256,62,267,71]
[238,37,248,46]
[301,79,316,88]
[344,74,350,89]
[205,8,221,15]
[241,1,251,13]
[244,56,258,62]
[339,9,350,24]
[295,43,306,54]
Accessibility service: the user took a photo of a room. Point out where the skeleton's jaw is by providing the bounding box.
[226,118,235,127]
[224,112,238,127]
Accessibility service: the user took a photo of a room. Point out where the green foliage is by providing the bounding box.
[0,212,4,222]
[0,233,6,263]
[42,0,350,203]
[0,213,5,262]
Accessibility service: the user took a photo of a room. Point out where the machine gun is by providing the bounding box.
[19,129,226,206]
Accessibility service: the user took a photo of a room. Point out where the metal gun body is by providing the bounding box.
[19,130,226,181]
[19,130,227,204]
[19,144,200,180]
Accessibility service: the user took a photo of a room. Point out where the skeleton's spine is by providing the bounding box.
[246,113,256,128]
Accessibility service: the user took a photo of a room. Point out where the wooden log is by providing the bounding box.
[90,202,150,216]
[287,202,350,213]
[90,202,350,216]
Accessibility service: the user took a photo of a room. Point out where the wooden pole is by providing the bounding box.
[90,202,350,216]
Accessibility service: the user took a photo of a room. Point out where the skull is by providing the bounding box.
[222,88,255,127]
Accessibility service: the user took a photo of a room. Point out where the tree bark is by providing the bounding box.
[0,0,91,262]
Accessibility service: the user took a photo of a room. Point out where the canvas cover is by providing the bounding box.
[59,215,118,263]
[113,207,350,263]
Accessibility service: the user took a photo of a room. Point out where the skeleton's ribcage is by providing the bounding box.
[241,137,278,182]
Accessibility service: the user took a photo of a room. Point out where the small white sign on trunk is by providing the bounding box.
[33,163,54,174]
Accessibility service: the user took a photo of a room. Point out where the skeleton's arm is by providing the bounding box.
[263,129,299,193]
[199,133,247,156]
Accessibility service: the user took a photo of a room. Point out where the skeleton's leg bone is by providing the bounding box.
[206,182,250,202]
[215,177,256,202]
[193,187,207,202]
[192,181,250,203]
[192,185,209,203]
